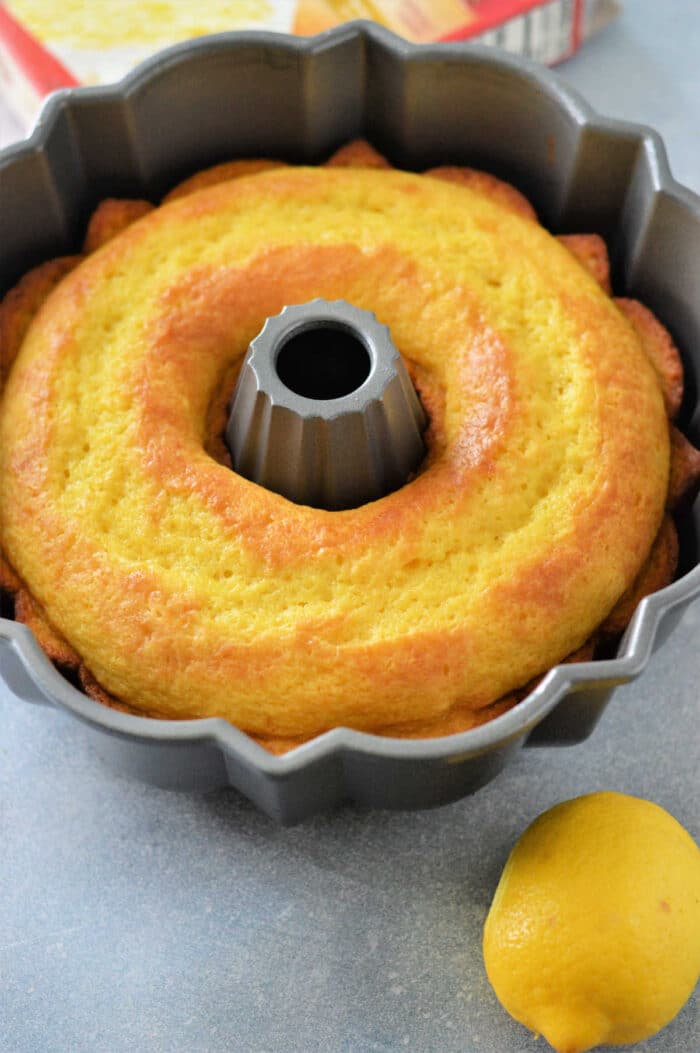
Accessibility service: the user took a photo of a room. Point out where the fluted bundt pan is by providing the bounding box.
[1,23,700,822]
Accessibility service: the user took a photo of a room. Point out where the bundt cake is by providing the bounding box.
[1,141,698,752]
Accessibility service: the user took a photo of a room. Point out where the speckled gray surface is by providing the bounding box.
[1,3,700,1051]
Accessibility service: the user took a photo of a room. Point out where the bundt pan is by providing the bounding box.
[1,23,700,823]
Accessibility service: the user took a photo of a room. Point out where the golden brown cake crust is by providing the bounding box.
[0,256,81,383]
[668,425,700,509]
[163,159,286,202]
[557,234,611,293]
[600,516,679,637]
[325,139,391,169]
[0,549,21,593]
[13,588,80,667]
[83,198,154,253]
[0,142,695,751]
[425,166,537,220]
[616,297,684,418]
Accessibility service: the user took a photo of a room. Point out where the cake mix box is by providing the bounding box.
[0,0,620,129]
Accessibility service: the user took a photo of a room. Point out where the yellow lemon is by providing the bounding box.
[483,792,700,1053]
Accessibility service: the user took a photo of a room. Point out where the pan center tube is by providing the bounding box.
[225,299,427,510]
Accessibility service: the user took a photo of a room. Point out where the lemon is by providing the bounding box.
[483,792,700,1053]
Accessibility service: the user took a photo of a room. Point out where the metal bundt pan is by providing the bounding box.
[1,24,700,823]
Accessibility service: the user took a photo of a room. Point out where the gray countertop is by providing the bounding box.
[1,3,699,1051]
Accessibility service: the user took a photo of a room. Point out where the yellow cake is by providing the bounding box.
[0,144,688,750]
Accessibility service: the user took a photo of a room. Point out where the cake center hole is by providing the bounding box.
[275,324,371,400]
